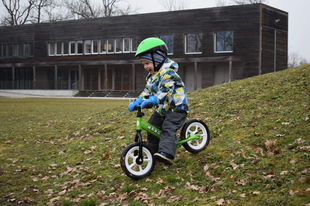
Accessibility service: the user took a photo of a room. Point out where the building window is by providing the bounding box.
[92,40,98,54]
[77,41,83,55]
[24,43,33,56]
[13,44,23,56]
[100,39,107,54]
[2,45,7,57]
[115,38,122,53]
[13,44,18,56]
[214,31,233,53]
[84,40,91,54]
[160,35,173,54]
[63,42,69,55]
[107,39,114,53]
[185,33,202,54]
[19,44,24,56]
[69,41,76,55]
[131,37,139,52]
[123,38,130,53]
[1,44,14,57]
[7,45,13,57]
[49,42,56,56]
[56,42,62,55]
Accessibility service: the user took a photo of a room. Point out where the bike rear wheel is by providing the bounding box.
[120,142,155,179]
[180,119,210,154]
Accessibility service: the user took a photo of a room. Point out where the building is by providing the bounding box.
[0,3,288,97]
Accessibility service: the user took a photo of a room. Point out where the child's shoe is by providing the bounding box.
[154,152,173,165]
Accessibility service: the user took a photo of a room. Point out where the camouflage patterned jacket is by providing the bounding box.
[139,58,189,116]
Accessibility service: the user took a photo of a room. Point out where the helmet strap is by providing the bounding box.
[151,53,157,72]
[151,52,166,72]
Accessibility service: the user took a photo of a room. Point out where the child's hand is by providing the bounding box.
[141,95,158,109]
[128,98,143,111]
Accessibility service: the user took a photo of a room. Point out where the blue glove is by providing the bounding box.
[128,98,143,112]
[141,95,158,109]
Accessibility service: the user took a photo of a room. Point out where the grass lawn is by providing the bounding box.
[0,65,309,205]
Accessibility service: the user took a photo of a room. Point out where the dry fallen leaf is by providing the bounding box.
[49,196,60,203]
[267,151,274,157]
[84,150,92,154]
[299,176,310,183]
[192,197,199,203]
[59,190,66,196]
[167,195,182,203]
[253,191,260,195]
[156,178,164,185]
[203,164,209,172]
[265,140,277,151]
[280,171,289,175]
[186,182,200,191]
[216,198,225,205]
[102,153,110,160]
[230,159,239,170]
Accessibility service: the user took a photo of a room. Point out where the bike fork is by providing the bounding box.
[134,130,143,164]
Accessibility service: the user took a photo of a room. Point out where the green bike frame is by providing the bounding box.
[136,107,201,149]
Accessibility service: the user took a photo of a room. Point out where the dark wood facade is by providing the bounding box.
[0,4,288,94]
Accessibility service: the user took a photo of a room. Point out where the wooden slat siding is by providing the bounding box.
[261,27,275,74]
[261,5,288,73]
[276,30,288,71]
[0,24,34,43]
[0,4,288,84]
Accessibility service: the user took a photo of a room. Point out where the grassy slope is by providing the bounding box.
[0,65,309,205]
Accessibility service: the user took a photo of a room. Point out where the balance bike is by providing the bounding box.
[120,106,210,179]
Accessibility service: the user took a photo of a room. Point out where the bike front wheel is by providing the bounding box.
[180,119,210,154]
[120,142,155,180]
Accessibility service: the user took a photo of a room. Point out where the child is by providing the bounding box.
[128,37,189,165]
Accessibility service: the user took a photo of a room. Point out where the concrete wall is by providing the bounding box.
[0,89,76,96]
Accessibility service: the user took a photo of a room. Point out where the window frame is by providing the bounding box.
[123,38,130,53]
[24,43,33,56]
[131,37,139,53]
[185,33,202,54]
[92,40,99,54]
[77,40,83,55]
[160,35,174,55]
[69,41,76,55]
[100,39,107,54]
[56,42,62,56]
[107,39,114,54]
[214,31,234,53]
[84,40,92,55]
[2,45,8,57]
[115,38,123,53]
[63,41,69,55]
[7,44,13,57]
[49,42,56,56]
[13,44,20,57]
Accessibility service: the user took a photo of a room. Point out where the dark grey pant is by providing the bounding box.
[147,110,187,159]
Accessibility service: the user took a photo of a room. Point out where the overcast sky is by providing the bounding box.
[1,0,309,61]
[129,0,310,61]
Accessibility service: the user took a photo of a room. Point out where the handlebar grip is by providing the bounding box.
[145,102,153,108]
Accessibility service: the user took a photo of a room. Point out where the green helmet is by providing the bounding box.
[135,37,168,57]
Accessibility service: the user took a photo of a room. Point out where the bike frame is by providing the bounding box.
[134,106,201,164]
